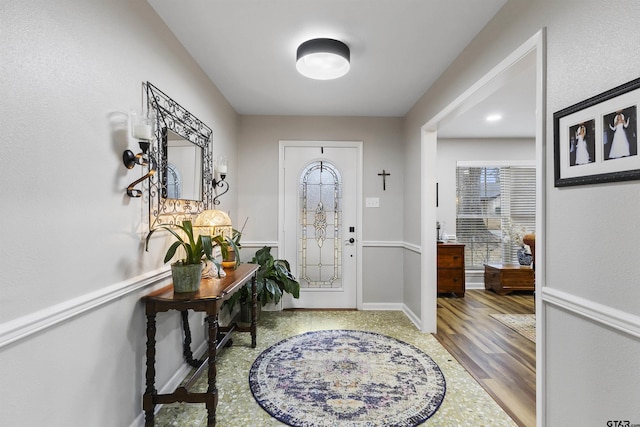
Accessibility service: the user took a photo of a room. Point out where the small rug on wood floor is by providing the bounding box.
[490,313,536,342]
[249,329,446,427]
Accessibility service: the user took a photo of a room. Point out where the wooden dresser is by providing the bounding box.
[437,243,465,297]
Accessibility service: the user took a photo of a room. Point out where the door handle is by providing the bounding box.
[345,237,355,245]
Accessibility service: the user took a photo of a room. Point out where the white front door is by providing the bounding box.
[280,141,360,309]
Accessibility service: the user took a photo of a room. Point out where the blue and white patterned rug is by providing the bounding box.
[249,329,446,426]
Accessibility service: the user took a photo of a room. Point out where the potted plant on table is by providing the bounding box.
[215,227,242,269]
[224,246,301,322]
[145,220,219,293]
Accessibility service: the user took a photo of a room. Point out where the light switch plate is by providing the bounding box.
[365,197,380,208]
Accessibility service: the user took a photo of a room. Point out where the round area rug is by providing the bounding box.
[249,329,446,426]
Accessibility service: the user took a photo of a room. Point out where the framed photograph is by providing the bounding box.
[554,77,640,187]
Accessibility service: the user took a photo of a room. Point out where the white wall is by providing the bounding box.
[0,0,237,425]
[237,115,406,306]
[404,0,640,424]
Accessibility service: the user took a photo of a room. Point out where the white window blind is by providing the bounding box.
[455,163,536,269]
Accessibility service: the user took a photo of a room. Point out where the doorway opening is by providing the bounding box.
[420,29,546,426]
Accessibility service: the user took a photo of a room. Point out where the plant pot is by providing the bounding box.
[517,247,533,266]
[222,248,236,269]
[238,300,261,324]
[171,262,203,293]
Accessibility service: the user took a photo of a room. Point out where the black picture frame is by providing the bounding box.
[554,77,640,187]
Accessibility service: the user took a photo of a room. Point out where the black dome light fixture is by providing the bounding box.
[296,38,350,80]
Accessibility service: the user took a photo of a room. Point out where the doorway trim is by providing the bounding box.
[278,140,364,309]
[420,29,546,427]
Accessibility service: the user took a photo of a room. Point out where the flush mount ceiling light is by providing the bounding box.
[296,38,350,80]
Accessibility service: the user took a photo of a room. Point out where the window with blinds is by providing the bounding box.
[455,163,536,269]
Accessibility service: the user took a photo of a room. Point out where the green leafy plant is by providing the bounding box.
[225,246,300,311]
[253,246,300,305]
[145,220,218,267]
[213,227,242,268]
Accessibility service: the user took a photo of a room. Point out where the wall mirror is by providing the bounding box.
[145,82,213,228]
[163,129,203,201]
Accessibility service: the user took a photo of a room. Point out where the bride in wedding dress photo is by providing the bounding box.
[569,120,595,166]
[607,110,631,159]
[574,123,591,165]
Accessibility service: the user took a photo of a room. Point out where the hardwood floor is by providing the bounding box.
[435,289,536,427]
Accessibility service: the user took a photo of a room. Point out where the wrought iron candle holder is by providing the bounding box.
[123,139,157,198]
[212,156,229,205]
[123,109,157,198]
[212,173,228,205]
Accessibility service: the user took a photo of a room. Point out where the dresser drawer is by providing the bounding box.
[437,269,464,292]
[437,247,464,268]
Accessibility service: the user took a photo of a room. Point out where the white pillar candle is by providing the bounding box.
[134,123,152,140]
[217,156,228,174]
[130,109,155,141]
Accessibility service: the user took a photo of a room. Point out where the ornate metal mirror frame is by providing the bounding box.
[144,82,214,229]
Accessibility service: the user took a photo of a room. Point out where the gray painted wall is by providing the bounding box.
[1,0,238,425]
[237,115,404,242]
[237,115,405,306]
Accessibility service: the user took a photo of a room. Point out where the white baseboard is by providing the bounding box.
[465,270,485,289]
[262,301,283,311]
[361,302,404,311]
[361,303,422,331]
[401,304,422,330]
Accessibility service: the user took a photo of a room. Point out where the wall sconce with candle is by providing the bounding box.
[212,156,229,205]
[123,109,157,197]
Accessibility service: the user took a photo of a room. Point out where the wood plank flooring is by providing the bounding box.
[435,289,536,427]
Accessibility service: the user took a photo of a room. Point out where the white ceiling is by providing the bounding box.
[437,49,537,138]
[148,0,535,138]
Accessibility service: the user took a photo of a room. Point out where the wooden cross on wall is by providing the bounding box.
[378,169,391,191]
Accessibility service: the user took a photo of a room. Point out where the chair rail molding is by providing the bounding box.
[0,267,171,349]
[542,286,640,339]
[244,240,419,251]
[239,240,279,249]
[362,240,420,253]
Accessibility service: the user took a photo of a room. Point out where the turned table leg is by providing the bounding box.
[206,314,219,426]
[250,273,257,348]
[180,310,203,368]
[143,312,157,427]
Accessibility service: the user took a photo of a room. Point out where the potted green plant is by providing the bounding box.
[224,246,300,321]
[145,220,219,293]
[216,227,242,269]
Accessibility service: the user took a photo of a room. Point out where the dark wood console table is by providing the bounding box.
[141,263,259,427]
